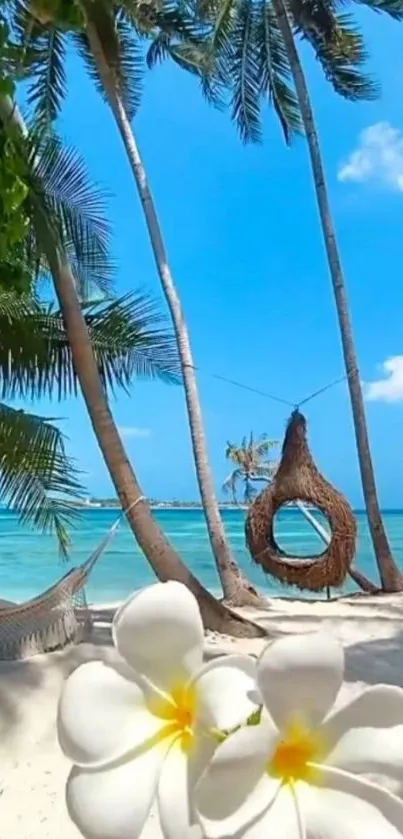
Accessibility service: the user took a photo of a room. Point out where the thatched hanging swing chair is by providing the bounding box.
[245,410,357,592]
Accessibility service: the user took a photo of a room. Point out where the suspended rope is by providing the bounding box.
[184,363,354,411]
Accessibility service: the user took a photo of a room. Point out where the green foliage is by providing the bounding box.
[0,401,82,557]
[246,706,263,725]
[223,432,278,504]
[29,0,84,31]
[0,290,181,404]
[0,85,180,548]
[73,4,143,121]
[8,0,203,131]
[194,0,403,144]
[0,283,180,550]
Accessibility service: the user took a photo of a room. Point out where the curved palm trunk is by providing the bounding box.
[0,97,265,637]
[85,23,265,608]
[271,0,403,592]
[49,260,264,634]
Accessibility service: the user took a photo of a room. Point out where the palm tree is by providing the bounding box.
[0,134,182,553]
[203,0,403,592]
[223,433,278,505]
[5,0,264,607]
[0,95,264,636]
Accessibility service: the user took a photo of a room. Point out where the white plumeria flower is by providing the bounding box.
[195,632,403,839]
[58,581,257,839]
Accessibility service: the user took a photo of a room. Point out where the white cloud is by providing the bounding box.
[118,426,152,438]
[365,356,403,403]
[338,122,403,191]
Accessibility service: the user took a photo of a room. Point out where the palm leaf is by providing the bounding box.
[26,25,67,128]
[255,433,278,456]
[29,132,115,296]
[0,402,83,556]
[290,6,378,101]
[257,1,302,142]
[229,0,262,142]
[351,0,403,18]
[0,289,181,402]
[222,466,242,502]
[73,3,143,121]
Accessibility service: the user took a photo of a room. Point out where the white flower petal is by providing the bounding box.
[157,736,213,839]
[322,685,403,778]
[193,655,257,731]
[113,582,204,688]
[58,661,162,767]
[219,785,304,839]
[196,716,280,839]
[257,633,344,728]
[66,743,167,839]
[303,767,403,838]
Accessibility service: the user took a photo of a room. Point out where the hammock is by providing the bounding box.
[0,509,126,661]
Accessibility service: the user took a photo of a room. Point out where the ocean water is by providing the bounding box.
[1,507,403,604]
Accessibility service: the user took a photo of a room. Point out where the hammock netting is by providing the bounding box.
[245,411,357,592]
[0,511,124,660]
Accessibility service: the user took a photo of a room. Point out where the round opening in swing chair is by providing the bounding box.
[245,412,357,593]
[272,502,330,560]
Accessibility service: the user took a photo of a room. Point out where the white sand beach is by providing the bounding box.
[2,593,403,839]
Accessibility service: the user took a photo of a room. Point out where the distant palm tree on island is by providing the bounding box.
[223,434,278,506]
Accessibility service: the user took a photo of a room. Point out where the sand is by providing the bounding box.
[2,593,403,838]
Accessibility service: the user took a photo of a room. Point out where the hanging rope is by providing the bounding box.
[184,363,353,411]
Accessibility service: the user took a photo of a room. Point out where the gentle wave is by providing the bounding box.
[0,507,402,602]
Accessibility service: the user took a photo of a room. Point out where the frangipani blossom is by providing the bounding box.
[58,581,257,839]
[195,632,403,839]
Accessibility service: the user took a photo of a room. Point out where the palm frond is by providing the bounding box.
[352,0,403,19]
[146,30,172,66]
[225,441,244,466]
[229,0,262,142]
[6,1,66,127]
[222,466,242,503]
[80,292,182,389]
[290,6,378,101]
[27,25,67,128]
[255,433,278,456]
[0,402,83,556]
[257,1,302,142]
[243,477,257,503]
[29,132,115,296]
[0,289,181,401]
[73,3,143,120]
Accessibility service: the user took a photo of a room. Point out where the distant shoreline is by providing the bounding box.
[69,501,400,513]
[74,501,249,511]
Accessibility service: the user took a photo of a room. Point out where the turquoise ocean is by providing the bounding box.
[1,507,403,604]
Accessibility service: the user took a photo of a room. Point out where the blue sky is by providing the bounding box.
[24,11,403,506]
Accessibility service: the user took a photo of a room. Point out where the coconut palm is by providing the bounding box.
[202,0,403,592]
[223,433,278,505]
[4,0,264,607]
[0,127,182,553]
[0,95,264,637]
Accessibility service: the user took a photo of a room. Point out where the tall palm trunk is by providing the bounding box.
[49,259,263,634]
[0,96,265,637]
[271,0,403,592]
[85,23,265,607]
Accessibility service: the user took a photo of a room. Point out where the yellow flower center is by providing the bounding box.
[148,682,197,752]
[268,718,325,783]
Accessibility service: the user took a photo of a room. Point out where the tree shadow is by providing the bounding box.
[0,618,116,743]
[345,630,403,687]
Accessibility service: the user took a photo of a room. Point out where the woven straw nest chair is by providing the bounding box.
[245,411,357,592]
